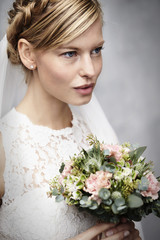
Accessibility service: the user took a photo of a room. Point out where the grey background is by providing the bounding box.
[0,0,160,239]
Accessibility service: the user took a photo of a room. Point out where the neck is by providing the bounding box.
[16,78,72,130]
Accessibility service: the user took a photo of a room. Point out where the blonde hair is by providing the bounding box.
[7,0,102,79]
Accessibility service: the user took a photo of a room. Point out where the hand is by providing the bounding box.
[69,222,116,240]
[103,219,141,240]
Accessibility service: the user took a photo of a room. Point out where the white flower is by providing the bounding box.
[114,171,124,180]
[122,168,132,176]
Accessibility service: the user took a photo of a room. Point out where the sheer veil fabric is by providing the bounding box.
[0,35,144,239]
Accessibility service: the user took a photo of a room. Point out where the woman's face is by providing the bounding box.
[33,18,104,106]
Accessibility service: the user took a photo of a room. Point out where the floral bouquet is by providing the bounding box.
[47,135,160,223]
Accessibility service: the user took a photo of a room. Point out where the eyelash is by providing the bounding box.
[63,51,77,58]
[92,46,104,55]
[63,46,104,58]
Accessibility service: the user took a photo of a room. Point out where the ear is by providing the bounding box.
[18,39,36,70]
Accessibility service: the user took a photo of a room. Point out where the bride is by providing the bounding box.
[0,0,142,239]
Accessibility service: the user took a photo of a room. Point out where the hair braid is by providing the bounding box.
[7,0,50,64]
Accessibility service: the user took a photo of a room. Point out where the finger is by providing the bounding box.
[76,223,116,240]
[104,230,130,240]
[105,222,132,238]
[124,229,140,240]
[116,222,134,233]
[124,237,141,240]
[105,223,131,238]
[105,221,136,239]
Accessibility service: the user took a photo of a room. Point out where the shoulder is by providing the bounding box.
[0,108,15,125]
[0,108,22,138]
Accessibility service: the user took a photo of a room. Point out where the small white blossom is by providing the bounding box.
[123,167,132,176]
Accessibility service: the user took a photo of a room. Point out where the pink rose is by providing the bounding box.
[84,171,112,198]
[101,144,123,162]
[62,161,73,178]
[141,172,160,200]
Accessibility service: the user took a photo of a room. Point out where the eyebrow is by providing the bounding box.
[58,40,105,50]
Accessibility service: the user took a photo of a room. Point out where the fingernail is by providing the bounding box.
[106,230,113,237]
[124,231,130,237]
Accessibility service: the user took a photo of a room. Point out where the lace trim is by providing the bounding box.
[7,108,79,136]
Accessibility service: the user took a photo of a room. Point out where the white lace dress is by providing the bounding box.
[0,108,97,240]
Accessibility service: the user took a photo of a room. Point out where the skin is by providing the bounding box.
[16,18,104,130]
[0,18,141,240]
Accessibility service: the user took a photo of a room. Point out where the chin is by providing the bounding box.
[71,95,92,106]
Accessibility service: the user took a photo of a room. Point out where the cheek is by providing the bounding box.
[41,63,70,86]
[95,58,103,77]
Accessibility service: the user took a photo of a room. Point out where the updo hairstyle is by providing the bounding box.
[7,0,102,80]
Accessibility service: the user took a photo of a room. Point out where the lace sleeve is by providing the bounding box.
[0,132,5,200]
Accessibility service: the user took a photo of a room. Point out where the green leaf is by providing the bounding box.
[129,146,147,163]
[157,176,160,182]
[115,197,125,207]
[138,176,149,191]
[52,188,59,196]
[82,149,89,158]
[117,205,128,212]
[152,199,160,217]
[59,162,65,173]
[111,203,119,214]
[55,195,64,202]
[99,188,111,200]
[76,181,84,189]
[103,149,110,156]
[128,194,143,208]
[80,196,92,208]
[109,156,117,164]
[103,198,113,206]
[79,196,88,204]
[102,163,116,173]
[89,201,98,210]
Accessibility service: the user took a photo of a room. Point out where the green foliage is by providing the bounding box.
[98,188,111,200]
[111,191,122,200]
[138,176,149,191]
[80,196,92,208]
[129,146,147,164]
[72,141,104,175]
[89,201,99,210]
[100,162,116,173]
[152,199,160,217]
[128,194,143,208]
[115,197,125,207]
[59,162,65,173]
[51,188,59,196]
[55,195,64,202]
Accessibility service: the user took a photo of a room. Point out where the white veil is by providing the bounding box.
[0,35,118,144]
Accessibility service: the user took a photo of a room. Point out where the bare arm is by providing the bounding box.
[0,132,5,201]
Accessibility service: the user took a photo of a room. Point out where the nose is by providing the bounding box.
[79,55,95,79]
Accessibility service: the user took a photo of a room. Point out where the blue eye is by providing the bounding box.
[63,51,77,58]
[92,46,103,55]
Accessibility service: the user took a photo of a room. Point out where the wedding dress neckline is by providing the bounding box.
[11,107,78,136]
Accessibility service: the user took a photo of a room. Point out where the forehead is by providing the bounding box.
[59,18,104,49]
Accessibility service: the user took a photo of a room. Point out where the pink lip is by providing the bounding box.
[74,83,94,95]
